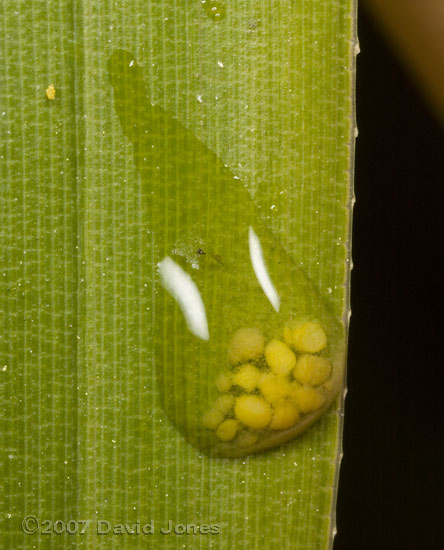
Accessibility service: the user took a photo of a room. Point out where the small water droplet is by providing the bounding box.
[201,0,226,21]
[196,94,203,103]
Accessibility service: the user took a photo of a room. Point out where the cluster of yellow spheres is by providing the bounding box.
[202,322,333,446]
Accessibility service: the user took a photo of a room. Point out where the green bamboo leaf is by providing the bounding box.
[1,1,355,548]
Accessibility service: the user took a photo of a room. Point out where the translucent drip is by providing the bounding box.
[108,50,346,457]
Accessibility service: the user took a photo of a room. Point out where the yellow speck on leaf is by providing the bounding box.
[45,84,56,100]
[227,327,264,365]
[284,322,327,353]
[293,355,331,386]
[265,339,297,376]
[216,419,239,441]
[235,395,272,430]
[233,363,261,392]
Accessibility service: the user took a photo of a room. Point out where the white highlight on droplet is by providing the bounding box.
[158,256,209,341]
[248,226,280,312]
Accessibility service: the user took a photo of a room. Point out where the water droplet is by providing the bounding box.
[107,50,346,458]
[201,0,226,21]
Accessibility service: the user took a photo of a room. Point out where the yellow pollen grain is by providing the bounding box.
[264,339,297,376]
[291,384,325,414]
[216,419,239,441]
[202,408,224,430]
[214,393,234,414]
[227,327,264,365]
[293,355,331,386]
[216,372,232,393]
[236,431,259,447]
[233,363,261,392]
[284,322,327,353]
[270,400,300,430]
[235,395,272,430]
[258,372,291,404]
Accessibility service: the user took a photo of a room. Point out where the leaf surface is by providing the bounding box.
[0,1,356,548]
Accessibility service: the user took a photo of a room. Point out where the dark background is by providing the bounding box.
[334,6,444,550]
